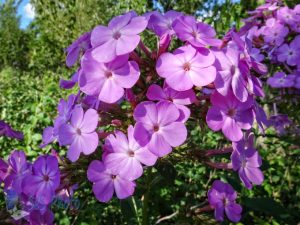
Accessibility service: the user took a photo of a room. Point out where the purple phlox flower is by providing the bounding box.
[81,95,102,110]
[66,32,91,67]
[173,15,222,47]
[277,6,297,25]
[55,94,78,128]
[91,12,148,63]
[158,33,172,57]
[22,155,60,205]
[29,209,54,225]
[290,6,300,32]
[294,75,300,89]
[247,1,279,16]
[58,106,99,162]
[213,46,250,102]
[104,126,157,180]
[276,35,300,66]
[40,126,57,148]
[252,101,270,133]
[146,83,196,122]
[156,44,216,91]
[55,184,78,205]
[208,180,242,222]
[231,133,264,189]
[249,47,264,62]
[4,189,19,211]
[290,21,300,33]
[0,158,8,183]
[59,69,80,89]
[0,120,24,140]
[267,71,295,88]
[261,18,289,46]
[206,90,254,142]
[147,10,182,37]
[230,32,267,75]
[133,101,187,157]
[87,160,136,202]
[80,51,140,104]
[4,150,31,194]
[244,26,262,42]
[41,94,78,148]
[238,22,258,39]
[269,114,292,135]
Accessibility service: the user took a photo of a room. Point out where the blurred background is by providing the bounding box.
[0,0,300,224]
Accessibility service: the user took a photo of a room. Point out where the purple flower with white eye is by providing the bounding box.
[208,180,242,223]
[231,133,264,189]
[261,18,289,46]
[276,36,300,66]
[22,155,60,205]
[29,209,55,225]
[147,10,182,37]
[4,150,31,194]
[267,72,295,88]
[173,15,222,47]
[91,12,147,63]
[146,83,196,122]
[133,101,187,157]
[0,120,23,140]
[66,32,91,67]
[213,47,250,102]
[87,160,136,202]
[206,90,254,142]
[80,51,140,104]
[104,126,157,180]
[156,45,216,91]
[58,106,99,162]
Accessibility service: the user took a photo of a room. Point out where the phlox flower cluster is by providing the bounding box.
[0,150,77,224]
[236,1,300,134]
[1,1,299,223]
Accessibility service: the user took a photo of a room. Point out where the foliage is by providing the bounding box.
[0,0,30,70]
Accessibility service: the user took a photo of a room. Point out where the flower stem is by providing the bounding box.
[205,161,232,170]
[205,147,233,157]
[139,40,152,58]
[142,167,152,225]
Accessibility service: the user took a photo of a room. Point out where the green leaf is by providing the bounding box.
[243,197,290,220]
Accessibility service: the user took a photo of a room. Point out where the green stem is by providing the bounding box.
[142,167,152,225]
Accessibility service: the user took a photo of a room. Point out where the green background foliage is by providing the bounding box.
[0,0,299,224]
